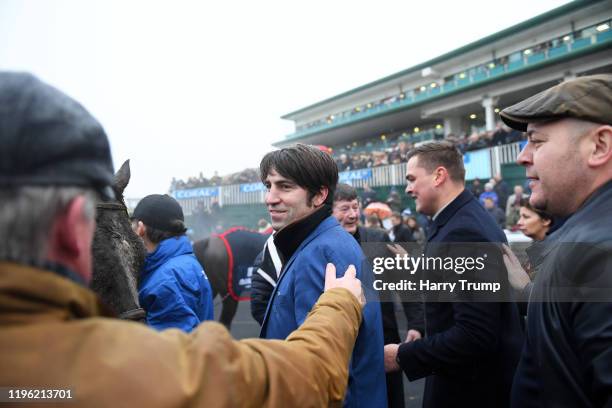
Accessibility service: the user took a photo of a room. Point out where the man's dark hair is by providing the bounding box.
[406,141,465,182]
[334,183,358,203]
[144,221,186,244]
[260,144,338,206]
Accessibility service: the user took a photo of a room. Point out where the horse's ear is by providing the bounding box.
[113,160,131,196]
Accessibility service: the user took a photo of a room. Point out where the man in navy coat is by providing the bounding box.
[383,141,524,407]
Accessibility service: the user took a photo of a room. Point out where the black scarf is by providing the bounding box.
[273,204,332,264]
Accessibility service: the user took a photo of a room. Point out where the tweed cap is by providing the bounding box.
[500,74,612,132]
[0,72,115,199]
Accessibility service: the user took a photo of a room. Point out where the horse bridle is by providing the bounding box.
[96,200,147,322]
[118,308,146,321]
[96,201,130,213]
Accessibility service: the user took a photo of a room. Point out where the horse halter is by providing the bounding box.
[96,200,147,323]
[96,201,129,213]
[118,307,146,322]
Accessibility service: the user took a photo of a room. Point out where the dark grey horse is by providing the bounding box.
[193,236,237,328]
[91,160,147,322]
[193,229,268,329]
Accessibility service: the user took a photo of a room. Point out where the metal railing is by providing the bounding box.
[172,142,524,214]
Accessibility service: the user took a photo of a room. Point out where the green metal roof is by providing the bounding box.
[281,0,602,120]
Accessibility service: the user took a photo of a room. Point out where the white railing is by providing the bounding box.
[173,142,524,214]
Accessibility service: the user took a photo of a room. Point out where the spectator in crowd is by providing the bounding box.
[389,212,414,242]
[337,153,353,171]
[333,183,424,408]
[510,197,554,323]
[384,141,523,408]
[469,178,484,198]
[506,127,525,144]
[197,171,208,186]
[505,185,529,228]
[210,171,222,186]
[493,174,511,210]
[388,140,411,164]
[355,154,365,169]
[466,132,488,151]
[455,133,469,153]
[170,176,179,191]
[386,189,402,212]
[404,215,426,245]
[258,144,387,407]
[361,183,377,207]
[402,206,431,231]
[372,151,389,167]
[481,130,494,147]
[191,200,213,239]
[257,218,273,234]
[0,72,367,407]
[499,74,612,407]
[511,197,555,294]
[131,194,214,332]
[492,122,509,146]
[210,197,221,216]
[484,197,506,230]
[365,213,384,230]
[516,198,552,243]
[479,182,499,206]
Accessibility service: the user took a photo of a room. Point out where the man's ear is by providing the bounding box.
[135,221,147,239]
[53,196,89,258]
[433,166,448,187]
[313,186,329,207]
[587,125,612,168]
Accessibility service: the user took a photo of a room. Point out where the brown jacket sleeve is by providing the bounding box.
[0,265,362,408]
[153,287,362,407]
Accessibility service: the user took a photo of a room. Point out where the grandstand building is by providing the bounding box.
[172,0,611,236]
[276,0,611,150]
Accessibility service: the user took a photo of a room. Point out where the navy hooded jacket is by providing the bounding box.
[139,236,214,332]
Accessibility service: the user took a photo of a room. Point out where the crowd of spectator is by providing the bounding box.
[335,122,525,172]
[169,123,524,193]
[170,168,260,191]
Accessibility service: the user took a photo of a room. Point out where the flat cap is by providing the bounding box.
[500,74,612,132]
[0,72,115,199]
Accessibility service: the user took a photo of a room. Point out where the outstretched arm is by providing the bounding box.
[151,264,365,407]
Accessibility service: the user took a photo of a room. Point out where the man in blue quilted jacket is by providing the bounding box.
[258,144,387,407]
[132,194,214,332]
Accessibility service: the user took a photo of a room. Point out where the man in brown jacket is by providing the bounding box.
[0,72,365,407]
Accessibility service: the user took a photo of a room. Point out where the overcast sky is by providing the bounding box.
[0,0,569,198]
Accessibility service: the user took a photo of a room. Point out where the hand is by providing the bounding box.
[384,344,401,372]
[405,329,422,343]
[386,243,408,256]
[324,263,366,307]
[502,244,531,290]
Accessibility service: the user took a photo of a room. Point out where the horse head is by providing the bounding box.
[91,160,147,322]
